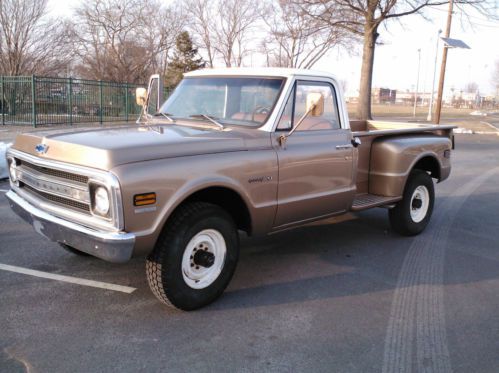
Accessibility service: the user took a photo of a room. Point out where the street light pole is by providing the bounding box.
[413,48,421,118]
[435,0,454,124]
[427,29,442,122]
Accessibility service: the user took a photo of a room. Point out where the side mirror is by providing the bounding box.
[136,74,164,123]
[306,92,324,117]
[136,88,147,106]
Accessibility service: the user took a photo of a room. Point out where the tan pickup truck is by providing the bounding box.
[5,68,455,310]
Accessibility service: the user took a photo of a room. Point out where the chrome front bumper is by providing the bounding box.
[6,190,135,263]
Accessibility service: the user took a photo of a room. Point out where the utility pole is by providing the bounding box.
[413,48,421,118]
[427,29,442,122]
[434,0,454,124]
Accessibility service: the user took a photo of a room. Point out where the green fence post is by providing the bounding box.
[125,82,129,122]
[11,79,16,117]
[99,80,103,125]
[31,75,37,128]
[68,77,73,126]
[1,76,4,126]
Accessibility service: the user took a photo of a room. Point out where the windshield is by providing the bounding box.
[158,77,285,127]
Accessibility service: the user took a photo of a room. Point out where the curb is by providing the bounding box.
[454,121,499,136]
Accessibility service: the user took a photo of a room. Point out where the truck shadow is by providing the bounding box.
[206,192,499,311]
[208,208,402,310]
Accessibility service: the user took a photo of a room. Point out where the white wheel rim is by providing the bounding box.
[410,185,430,223]
[181,229,227,289]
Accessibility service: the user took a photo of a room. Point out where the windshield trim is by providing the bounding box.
[161,76,288,129]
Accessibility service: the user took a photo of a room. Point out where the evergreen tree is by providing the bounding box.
[165,31,205,88]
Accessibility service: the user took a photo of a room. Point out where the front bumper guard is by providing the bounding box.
[6,190,135,263]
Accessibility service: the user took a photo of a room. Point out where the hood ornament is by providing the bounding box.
[35,144,49,154]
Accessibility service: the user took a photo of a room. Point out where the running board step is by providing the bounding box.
[351,194,401,211]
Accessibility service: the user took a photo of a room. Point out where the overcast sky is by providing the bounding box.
[48,0,499,95]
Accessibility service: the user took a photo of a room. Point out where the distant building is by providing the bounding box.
[371,88,396,104]
[346,87,497,109]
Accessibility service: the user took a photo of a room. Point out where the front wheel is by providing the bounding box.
[146,202,239,310]
[389,170,435,236]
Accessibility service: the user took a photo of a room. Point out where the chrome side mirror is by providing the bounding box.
[136,88,147,106]
[136,74,164,124]
[306,92,324,117]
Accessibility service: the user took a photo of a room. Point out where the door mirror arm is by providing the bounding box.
[279,92,325,149]
[279,108,312,148]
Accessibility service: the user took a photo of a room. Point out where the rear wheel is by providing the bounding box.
[146,202,239,310]
[389,170,435,236]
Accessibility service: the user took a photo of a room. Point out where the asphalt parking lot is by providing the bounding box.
[1,134,498,373]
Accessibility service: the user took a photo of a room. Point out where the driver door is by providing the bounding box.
[273,80,356,228]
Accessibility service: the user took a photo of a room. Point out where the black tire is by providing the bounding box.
[59,243,92,257]
[389,170,435,236]
[146,202,239,310]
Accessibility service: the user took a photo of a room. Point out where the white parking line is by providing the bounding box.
[0,263,136,293]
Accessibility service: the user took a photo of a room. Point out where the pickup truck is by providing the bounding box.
[5,68,455,310]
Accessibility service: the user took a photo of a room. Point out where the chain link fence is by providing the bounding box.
[0,76,172,127]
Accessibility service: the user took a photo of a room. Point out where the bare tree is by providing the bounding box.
[215,0,264,67]
[295,0,495,120]
[142,3,187,78]
[261,1,350,68]
[0,0,73,76]
[186,0,264,67]
[185,0,218,67]
[464,81,479,93]
[71,0,185,83]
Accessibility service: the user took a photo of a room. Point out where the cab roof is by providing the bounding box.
[184,67,337,81]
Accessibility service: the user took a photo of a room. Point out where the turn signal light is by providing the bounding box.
[134,192,156,206]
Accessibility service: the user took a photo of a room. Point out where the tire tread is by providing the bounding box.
[146,202,236,310]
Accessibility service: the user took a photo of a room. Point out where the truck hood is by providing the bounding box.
[11,123,271,170]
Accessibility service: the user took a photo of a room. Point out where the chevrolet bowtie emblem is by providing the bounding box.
[35,144,49,154]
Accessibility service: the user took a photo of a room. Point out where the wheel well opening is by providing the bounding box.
[413,156,441,180]
[182,187,252,235]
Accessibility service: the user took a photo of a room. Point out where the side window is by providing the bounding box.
[294,81,341,131]
[276,86,295,130]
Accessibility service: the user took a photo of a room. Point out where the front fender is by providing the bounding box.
[112,150,279,255]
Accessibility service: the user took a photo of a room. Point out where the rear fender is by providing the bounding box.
[368,135,451,197]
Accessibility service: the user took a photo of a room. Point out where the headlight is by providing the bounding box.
[93,186,110,216]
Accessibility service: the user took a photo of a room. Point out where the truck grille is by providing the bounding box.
[23,184,91,213]
[19,159,89,184]
[14,157,92,215]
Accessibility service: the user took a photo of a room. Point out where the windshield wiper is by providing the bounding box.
[190,114,224,129]
[153,112,175,123]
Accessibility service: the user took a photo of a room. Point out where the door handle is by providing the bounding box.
[351,137,362,148]
[335,144,353,150]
